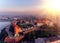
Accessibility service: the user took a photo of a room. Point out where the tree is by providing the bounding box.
[36,24,58,38]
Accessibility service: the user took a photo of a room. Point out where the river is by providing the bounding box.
[0,22,11,32]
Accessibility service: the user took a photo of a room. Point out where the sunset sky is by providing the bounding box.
[0,0,60,17]
[0,0,42,12]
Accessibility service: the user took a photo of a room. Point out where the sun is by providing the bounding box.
[37,0,60,17]
[48,0,60,10]
[37,0,60,20]
[42,0,60,16]
[44,0,60,11]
